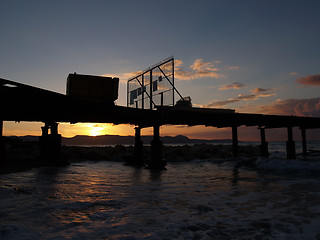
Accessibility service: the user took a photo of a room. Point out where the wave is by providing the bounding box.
[256,153,320,172]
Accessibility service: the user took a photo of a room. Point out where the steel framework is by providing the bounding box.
[127,57,183,109]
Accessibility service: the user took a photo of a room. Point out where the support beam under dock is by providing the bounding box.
[259,127,269,157]
[133,126,144,165]
[232,126,239,157]
[39,122,68,166]
[286,126,296,159]
[148,125,166,170]
[301,128,307,156]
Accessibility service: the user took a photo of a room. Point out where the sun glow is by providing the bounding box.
[56,122,134,137]
[89,124,105,136]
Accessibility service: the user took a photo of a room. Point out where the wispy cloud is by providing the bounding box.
[204,88,276,107]
[258,97,320,117]
[175,59,239,81]
[296,74,320,86]
[190,59,220,72]
[219,82,245,90]
[250,88,273,94]
[289,72,299,76]
[103,58,239,83]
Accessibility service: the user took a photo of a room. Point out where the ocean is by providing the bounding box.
[1,142,320,239]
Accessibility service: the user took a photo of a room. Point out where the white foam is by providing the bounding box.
[256,153,320,172]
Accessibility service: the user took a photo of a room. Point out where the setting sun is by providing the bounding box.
[89,124,105,136]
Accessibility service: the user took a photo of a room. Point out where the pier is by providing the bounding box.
[1,72,320,169]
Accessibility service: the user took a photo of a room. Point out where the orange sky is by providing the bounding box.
[3,121,320,142]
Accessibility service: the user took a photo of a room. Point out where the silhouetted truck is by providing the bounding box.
[67,73,119,103]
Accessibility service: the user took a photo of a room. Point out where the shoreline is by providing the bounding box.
[2,139,320,174]
[1,142,261,174]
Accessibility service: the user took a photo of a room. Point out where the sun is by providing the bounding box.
[89,124,105,136]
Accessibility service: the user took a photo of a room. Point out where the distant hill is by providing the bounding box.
[61,134,232,145]
[8,134,232,146]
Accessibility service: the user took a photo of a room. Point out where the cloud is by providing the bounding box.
[250,88,268,93]
[204,88,276,108]
[289,72,299,76]
[190,59,219,72]
[205,99,240,107]
[174,59,183,68]
[103,58,239,83]
[225,65,240,71]
[174,59,223,80]
[258,97,320,117]
[296,74,320,86]
[219,82,245,90]
[175,59,239,81]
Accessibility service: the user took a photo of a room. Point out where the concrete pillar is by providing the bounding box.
[301,128,307,156]
[149,125,166,170]
[286,126,296,159]
[39,124,49,158]
[259,127,269,157]
[42,124,49,135]
[51,122,58,135]
[154,125,160,140]
[39,122,65,165]
[133,126,144,165]
[232,126,239,157]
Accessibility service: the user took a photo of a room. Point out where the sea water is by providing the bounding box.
[1,145,320,239]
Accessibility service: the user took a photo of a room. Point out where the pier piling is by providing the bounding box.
[301,128,307,156]
[149,125,166,169]
[133,126,144,165]
[39,122,67,166]
[286,126,296,159]
[259,127,269,157]
[232,126,239,157]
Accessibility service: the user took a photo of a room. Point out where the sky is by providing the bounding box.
[1,0,320,141]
